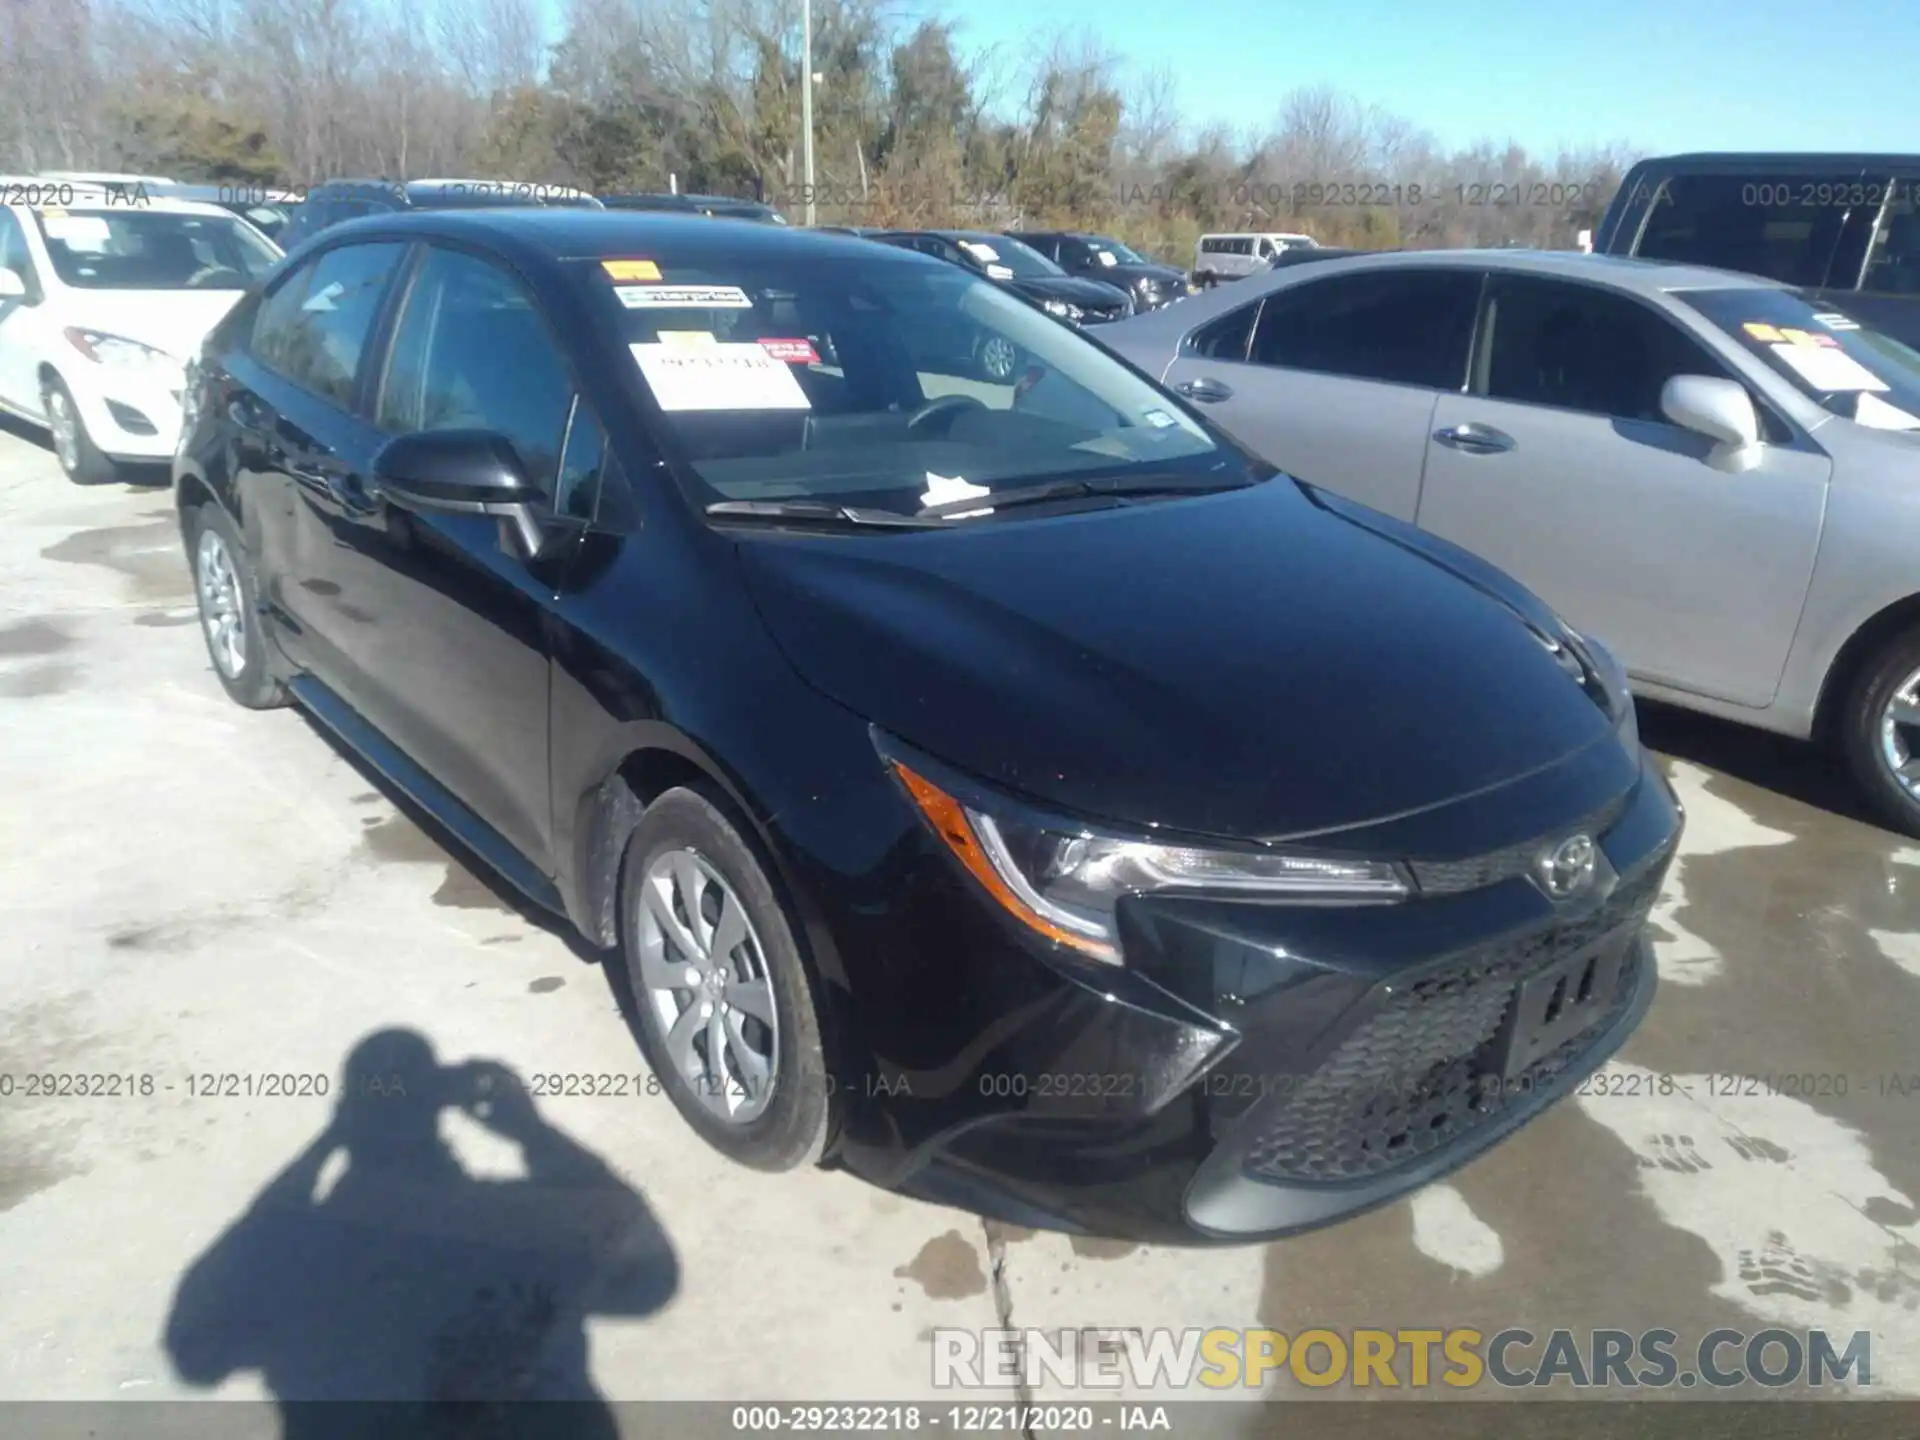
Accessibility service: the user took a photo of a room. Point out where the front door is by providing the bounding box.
[1415,272,1830,708]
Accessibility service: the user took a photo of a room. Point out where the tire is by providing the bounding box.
[42,376,116,485]
[619,785,834,1171]
[186,503,288,710]
[1196,272,1217,290]
[975,332,1022,384]
[1837,625,1920,838]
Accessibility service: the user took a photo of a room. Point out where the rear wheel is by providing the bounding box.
[619,786,834,1171]
[43,377,116,485]
[1838,626,1920,838]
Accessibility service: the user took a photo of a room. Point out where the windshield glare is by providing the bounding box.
[33,209,281,290]
[1679,287,1920,429]
[598,252,1226,518]
[1090,237,1148,265]
[957,236,1061,279]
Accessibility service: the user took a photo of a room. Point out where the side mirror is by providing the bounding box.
[370,429,555,557]
[1661,374,1762,473]
[0,267,27,300]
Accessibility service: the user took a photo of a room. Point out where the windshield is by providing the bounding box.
[1678,287,1920,430]
[32,208,281,290]
[953,236,1062,279]
[1088,237,1150,266]
[593,250,1230,519]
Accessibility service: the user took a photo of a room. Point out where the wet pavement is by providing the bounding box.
[0,422,1916,1419]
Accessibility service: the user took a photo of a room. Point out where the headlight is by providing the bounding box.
[64,328,180,380]
[1041,298,1082,322]
[1558,623,1639,757]
[887,749,1407,966]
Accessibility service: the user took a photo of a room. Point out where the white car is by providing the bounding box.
[0,190,282,482]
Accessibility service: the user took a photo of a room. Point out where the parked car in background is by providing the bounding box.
[1268,245,1369,271]
[1595,153,1920,350]
[172,207,1677,1243]
[814,225,886,237]
[1194,232,1319,286]
[276,179,602,251]
[1004,230,1193,310]
[1101,246,1920,834]
[868,231,1132,336]
[153,183,300,242]
[37,170,177,189]
[0,188,282,482]
[601,193,789,225]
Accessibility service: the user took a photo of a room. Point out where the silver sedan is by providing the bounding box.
[1101,249,1920,835]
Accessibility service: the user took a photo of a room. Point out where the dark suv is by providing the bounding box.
[277,179,602,251]
[1006,231,1192,311]
[1595,153,1920,348]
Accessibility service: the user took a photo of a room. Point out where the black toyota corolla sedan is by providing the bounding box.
[173,210,1680,1244]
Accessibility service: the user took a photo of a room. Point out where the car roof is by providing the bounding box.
[314,207,924,268]
[4,188,241,219]
[1627,151,1920,173]
[1281,246,1786,295]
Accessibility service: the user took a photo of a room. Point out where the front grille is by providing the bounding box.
[1241,861,1663,1186]
[1407,792,1630,895]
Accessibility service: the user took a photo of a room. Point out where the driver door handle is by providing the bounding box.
[1175,376,1233,403]
[1433,423,1516,455]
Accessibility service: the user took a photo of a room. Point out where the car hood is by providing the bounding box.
[1096,261,1186,289]
[733,479,1617,842]
[1004,275,1132,309]
[54,289,246,362]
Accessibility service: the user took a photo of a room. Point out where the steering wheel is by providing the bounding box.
[906,393,987,436]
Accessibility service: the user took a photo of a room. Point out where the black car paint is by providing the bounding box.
[176,210,1678,1244]
[869,231,1134,320]
[1008,231,1189,309]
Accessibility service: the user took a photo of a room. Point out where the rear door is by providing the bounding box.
[1159,267,1483,519]
[1415,272,1830,707]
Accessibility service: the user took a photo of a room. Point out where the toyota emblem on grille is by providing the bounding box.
[1537,834,1597,899]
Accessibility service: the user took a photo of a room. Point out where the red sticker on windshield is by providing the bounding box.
[759,338,819,364]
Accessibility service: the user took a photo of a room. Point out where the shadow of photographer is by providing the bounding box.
[164,1028,678,1438]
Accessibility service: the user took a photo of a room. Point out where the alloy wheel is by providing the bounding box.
[195,528,247,680]
[634,847,780,1124]
[980,335,1018,382]
[1879,664,1920,800]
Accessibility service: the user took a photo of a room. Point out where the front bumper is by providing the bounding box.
[831,748,1681,1244]
[62,365,187,460]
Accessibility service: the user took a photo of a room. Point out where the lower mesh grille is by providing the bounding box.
[1242,863,1663,1186]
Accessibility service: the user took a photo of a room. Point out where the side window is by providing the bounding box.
[554,402,607,521]
[1635,172,1863,287]
[1185,302,1259,360]
[250,242,404,407]
[1863,185,1920,297]
[1480,275,1730,423]
[376,246,573,496]
[1249,269,1482,389]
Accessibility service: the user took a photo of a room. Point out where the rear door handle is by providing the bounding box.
[1175,376,1234,403]
[1433,423,1516,455]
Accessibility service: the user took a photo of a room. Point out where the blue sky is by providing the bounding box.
[930,0,1917,155]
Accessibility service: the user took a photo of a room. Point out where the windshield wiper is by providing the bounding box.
[705,499,950,529]
[914,472,1257,519]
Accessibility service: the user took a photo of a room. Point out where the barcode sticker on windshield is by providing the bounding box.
[1814,311,1861,331]
[631,342,811,411]
[616,284,753,309]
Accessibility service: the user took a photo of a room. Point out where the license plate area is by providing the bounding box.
[1482,935,1630,1081]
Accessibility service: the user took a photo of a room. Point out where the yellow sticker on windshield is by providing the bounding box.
[658,330,717,349]
[1743,322,1784,343]
[602,259,663,281]
[1780,328,1823,347]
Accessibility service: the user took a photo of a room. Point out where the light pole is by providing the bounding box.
[801,0,816,227]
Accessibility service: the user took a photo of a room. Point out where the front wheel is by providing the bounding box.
[1838,626,1920,837]
[43,377,116,485]
[188,504,288,710]
[975,332,1022,384]
[619,786,834,1171]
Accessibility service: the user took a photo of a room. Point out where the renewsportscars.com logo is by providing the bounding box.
[931,1327,1873,1391]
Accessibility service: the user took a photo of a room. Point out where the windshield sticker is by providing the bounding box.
[630,342,811,411]
[1778,327,1838,348]
[616,284,753,309]
[920,472,993,517]
[1769,342,1889,393]
[1743,322,1785,343]
[601,259,663,281]
[657,330,717,348]
[1142,408,1178,428]
[302,280,345,313]
[959,241,999,263]
[1095,250,1118,266]
[41,214,111,248]
[759,337,820,364]
[985,264,1014,281]
[1814,310,1861,331]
